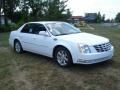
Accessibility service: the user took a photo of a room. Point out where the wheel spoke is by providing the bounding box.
[15,42,20,53]
[57,50,69,66]
[57,52,62,57]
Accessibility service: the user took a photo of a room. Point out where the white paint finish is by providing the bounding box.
[31,34,54,56]
[9,21,114,64]
[19,33,35,51]
[57,32,109,46]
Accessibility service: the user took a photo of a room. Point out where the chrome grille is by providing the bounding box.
[94,42,111,52]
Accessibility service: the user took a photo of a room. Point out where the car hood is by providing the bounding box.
[57,32,109,46]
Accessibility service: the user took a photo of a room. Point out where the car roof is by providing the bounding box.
[27,21,65,25]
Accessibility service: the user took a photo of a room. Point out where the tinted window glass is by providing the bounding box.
[21,24,31,33]
[21,23,46,34]
[32,24,46,34]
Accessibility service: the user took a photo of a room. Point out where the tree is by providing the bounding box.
[1,0,71,26]
[20,0,30,22]
[5,0,19,21]
[96,12,105,23]
[2,0,8,25]
[45,0,71,21]
[1,0,19,25]
[28,0,45,21]
[0,0,3,25]
[101,14,105,22]
[115,13,120,22]
[96,12,102,23]
[12,11,23,23]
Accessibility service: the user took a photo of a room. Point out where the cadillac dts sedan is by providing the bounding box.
[9,21,114,67]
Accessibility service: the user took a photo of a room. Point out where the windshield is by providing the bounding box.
[45,22,81,36]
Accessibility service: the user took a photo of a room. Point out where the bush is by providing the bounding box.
[0,25,10,32]
[0,19,26,33]
[74,21,87,27]
[0,24,17,33]
[16,19,25,28]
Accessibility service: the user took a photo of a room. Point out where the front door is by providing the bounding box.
[31,24,54,56]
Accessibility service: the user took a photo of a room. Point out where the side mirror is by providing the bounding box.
[39,31,50,37]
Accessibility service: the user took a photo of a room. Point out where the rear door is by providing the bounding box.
[20,24,35,51]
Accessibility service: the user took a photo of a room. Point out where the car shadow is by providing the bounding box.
[14,50,115,72]
[73,60,114,69]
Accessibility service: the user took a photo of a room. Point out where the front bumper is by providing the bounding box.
[76,46,114,64]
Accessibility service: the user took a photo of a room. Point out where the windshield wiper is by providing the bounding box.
[56,33,68,36]
[55,32,80,36]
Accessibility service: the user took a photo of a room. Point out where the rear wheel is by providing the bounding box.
[54,47,73,67]
[14,41,23,53]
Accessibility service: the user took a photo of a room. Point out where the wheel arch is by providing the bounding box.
[13,38,22,49]
[14,38,20,45]
[52,45,73,59]
[14,38,23,53]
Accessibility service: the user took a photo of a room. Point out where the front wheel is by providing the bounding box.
[55,47,73,67]
[14,41,23,53]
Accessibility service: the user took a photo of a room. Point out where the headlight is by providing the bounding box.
[77,43,91,53]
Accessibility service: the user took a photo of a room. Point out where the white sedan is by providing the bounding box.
[9,21,114,67]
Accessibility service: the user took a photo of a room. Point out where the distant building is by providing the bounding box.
[0,15,5,25]
[0,15,11,25]
[84,13,97,23]
[68,16,84,23]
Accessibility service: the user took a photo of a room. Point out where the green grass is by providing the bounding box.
[0,24,120,90]
[0,32,9,47]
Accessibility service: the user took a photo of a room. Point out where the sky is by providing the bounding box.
[66,0,120,19]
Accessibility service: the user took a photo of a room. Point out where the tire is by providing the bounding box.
[14,40,23,53]
[54,47,73,67]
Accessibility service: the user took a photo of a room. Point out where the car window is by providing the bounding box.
[21,23,46,34]
[32,24,46,34]
[46,22,80,36]
[21,24,31,33]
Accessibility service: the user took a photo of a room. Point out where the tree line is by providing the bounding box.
[115,13,120,23]
[88,12,120,23]
[96,12,105,23]
[0,0,71,26]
